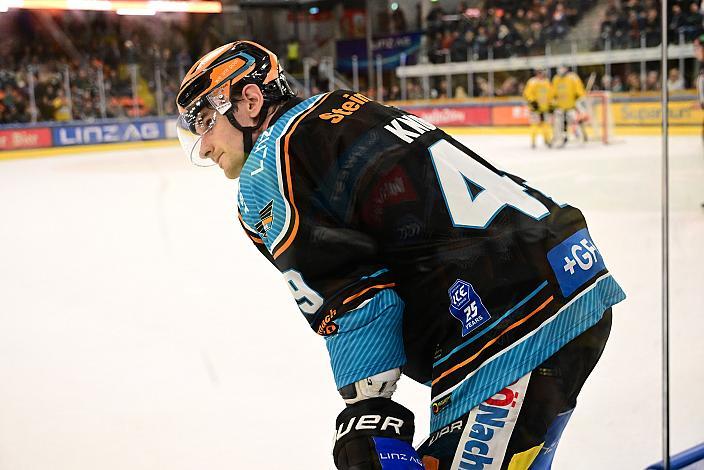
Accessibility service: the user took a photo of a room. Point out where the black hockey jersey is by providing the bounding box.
[237,90,625,431]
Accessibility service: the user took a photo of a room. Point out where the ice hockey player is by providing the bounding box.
[551,65,587,147]
[522,68,554,148]
[176,41,626,469]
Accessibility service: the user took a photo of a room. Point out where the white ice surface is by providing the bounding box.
[0,135,702,470]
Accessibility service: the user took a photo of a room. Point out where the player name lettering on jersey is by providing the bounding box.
[384,115,437,143]
[319,92,372,124]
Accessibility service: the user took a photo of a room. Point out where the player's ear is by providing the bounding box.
[241,84,264,119]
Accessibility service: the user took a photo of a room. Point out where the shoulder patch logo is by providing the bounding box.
[255,200,274,237]
[448,279,491,337]
[547,228,606,297]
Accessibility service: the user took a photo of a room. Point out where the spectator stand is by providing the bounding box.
[0,9,199,125]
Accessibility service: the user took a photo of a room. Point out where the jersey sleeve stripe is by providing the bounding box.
[342,283,398,305]
[272,92,336,259]
[431,295,554,386]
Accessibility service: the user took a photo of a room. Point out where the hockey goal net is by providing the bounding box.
[583,91,614,144]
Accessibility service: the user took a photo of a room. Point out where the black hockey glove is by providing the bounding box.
[529,101,539,112]
[333,398,424,470]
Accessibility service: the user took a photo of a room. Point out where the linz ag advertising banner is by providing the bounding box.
[0,127,52,150]
[52,120,166,147]
[336,31,422,72]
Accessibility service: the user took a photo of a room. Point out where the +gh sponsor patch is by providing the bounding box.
[547,228,606,297]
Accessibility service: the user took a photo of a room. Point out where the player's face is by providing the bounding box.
[198,107,246,179]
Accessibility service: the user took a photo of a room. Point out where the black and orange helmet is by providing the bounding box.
[176,41,295,165]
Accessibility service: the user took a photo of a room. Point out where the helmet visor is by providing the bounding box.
[176,85,236,167]
[176,97,221,167]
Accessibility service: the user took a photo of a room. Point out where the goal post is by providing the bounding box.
[583,91,614,144]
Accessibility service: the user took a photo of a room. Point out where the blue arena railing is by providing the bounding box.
[647,442,704,470]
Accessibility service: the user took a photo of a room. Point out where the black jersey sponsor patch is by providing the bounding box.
[432,395,452,415]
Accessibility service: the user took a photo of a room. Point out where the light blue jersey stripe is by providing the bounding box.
[363,268,390,279]
[238,94,328,252]
[325,289,407,388]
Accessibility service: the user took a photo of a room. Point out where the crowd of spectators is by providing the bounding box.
[426,0,593,63]
[425,0,702,62]
[598,0,662,49]
[668,1,704,40]
[0,57,157,125]
[597,1,704,50]
[597,67,686,91]
[0,10,208,124]
[0,71,32,123]
[1,4,702,125]
[375,63,685,102]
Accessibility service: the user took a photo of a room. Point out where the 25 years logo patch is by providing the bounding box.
[448,279,491,337]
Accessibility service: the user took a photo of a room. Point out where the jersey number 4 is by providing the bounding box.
[429,139,550,228]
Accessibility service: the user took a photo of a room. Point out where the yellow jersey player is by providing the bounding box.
[551,66,587,147]
[522,68,554,149]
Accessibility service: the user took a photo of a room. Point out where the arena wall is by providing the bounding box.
[0,93,697,154]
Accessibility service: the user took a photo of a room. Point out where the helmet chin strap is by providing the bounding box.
[224,103,271,155]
